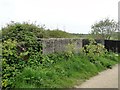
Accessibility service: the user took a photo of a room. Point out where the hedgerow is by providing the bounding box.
[1,22,119,89]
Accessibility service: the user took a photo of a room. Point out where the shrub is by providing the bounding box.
[2,39,27,88]
[64,43,76,59]
[80,39,107,63]
[1,22,45,88]
[2,22,48,41]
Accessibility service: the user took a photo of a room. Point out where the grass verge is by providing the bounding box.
[14,52,119,88]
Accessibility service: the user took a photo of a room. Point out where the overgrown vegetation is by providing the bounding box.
[2,22,76,40]
[1,22,119,89]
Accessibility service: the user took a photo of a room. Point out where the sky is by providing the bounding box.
[0,0,119,34]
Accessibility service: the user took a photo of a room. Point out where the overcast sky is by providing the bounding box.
[0,0,119,34]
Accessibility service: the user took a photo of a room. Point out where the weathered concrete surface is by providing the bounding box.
[41,38,82,54]
[39,38,119,54]
[75,64,118,88]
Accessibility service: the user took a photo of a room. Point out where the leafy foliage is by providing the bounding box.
[80,39,118,68]
[2,22,47,40]
[2,22,75,39]
[1,22,44,88]
[91,18,118,40]
[64,43,76,59]
[2,22,43,58]
[14,53,119,88]
[81,39,107,59]
[2,39,27,88]
[81,39,106,62]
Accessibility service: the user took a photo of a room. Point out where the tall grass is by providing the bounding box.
[14,53,119,88]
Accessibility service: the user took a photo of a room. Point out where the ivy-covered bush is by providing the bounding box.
[2,22,43,58]
[2,22,44,88]
[2,22,48,40]
[2,39,27,88]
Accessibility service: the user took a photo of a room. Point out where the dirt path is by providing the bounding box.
[75,64,118,88]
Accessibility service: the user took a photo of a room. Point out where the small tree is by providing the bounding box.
[91,18,118,40]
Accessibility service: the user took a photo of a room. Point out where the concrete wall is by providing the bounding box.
[41,38,82,54]
[40,38,119,54]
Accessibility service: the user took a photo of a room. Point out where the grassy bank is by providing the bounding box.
[13,52,119,88]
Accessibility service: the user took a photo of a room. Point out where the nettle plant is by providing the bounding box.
[81,39,107,62]
[64,43,76,59]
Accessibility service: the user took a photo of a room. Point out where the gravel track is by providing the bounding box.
[75,64,118,88]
